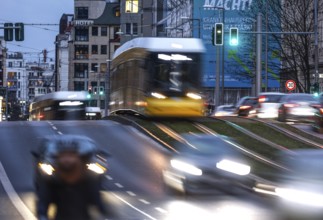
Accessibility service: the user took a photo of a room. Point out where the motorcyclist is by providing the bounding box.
[35,135,109,220]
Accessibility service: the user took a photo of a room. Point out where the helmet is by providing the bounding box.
[40,134,98,160]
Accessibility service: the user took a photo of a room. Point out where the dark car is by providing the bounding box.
[235,96,258,117]
[313,93,323,133]
[32,135,109,190]
[277,93,320,122]
[162,134,253,195]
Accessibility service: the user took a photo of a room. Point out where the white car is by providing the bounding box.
[257,92,285,119]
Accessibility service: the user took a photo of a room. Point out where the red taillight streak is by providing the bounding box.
[239,105,251,110]
[320,108,323,114]
[258,96,266,103]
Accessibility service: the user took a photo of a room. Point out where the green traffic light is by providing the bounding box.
[230,28,238,46]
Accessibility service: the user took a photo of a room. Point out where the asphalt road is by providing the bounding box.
[0,120,277,220]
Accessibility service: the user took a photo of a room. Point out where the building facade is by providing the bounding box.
[67,0,120,113]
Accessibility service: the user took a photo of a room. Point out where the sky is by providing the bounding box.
[0,0,74,62]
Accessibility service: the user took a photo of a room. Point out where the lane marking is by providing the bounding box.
[111,193,157,220]
[139,199,150,205]
[52,126,57,130]
[105,175,113,180]
[155,207,167,214]
[0,161,37,220]
[57,131,63,135]
[126,191,136,197]
[115,183,124,188]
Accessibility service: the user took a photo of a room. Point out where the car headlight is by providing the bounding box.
[87,163,106,174]
[39,163,55,175]
[275,187,323,207]
[216,159,250,176]
[170,159,202,176]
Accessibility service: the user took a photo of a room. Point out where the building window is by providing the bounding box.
[74,81,85,91]
[75,45,89,60]
[9,62,12,67]
[75,27,89,41]
[101,27,107,36]
[92,45,98,54]
[114,6,120,17]
[125,23,138,35]
[133,23,138,35]
[74,63,88,78]
[75,7,88,19]
[91,63,98,72]
[92,27,98,36]
[125,0,139,13]
[101,45,107,55]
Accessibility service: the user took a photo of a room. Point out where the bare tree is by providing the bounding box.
[245,0,322,93]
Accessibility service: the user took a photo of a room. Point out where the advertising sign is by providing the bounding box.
[193,0,281,89]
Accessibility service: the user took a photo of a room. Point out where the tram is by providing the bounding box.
[29,91,89,121]
[110,37,206,117]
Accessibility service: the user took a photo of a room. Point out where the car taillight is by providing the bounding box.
[284,103,299,108]
[320,108,323,114]
[239,105,251,110]
[258,96,266,103]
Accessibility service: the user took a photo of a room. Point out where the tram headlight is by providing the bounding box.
[151,92,167,99]
[186,93,202,100]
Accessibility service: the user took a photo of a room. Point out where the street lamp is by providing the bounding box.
[181,16,201,38]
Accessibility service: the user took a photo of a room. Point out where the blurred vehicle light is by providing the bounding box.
[186,93,202,100]
[216,159,250,176]
[87,163,106,174]
[170,159,202,176]
[39,163,55,175]
[151,92,167,99]
[275,187,323,207]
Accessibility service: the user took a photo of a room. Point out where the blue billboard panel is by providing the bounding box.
[194,0,280,89]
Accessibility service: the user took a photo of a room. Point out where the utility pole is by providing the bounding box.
[256,13,262,97]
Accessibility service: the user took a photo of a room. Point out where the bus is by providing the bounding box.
[29,91,90,121]
[110,37,206,117]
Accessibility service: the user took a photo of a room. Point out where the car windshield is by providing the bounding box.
[286,94,317,102]
[176,135,238,156]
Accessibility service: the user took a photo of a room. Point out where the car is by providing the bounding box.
[277,93,320,122]
[31,135,109,190]
[256,92,285,119]
[234,96,258,117]
[162,134,254,195]
[211,104,236,117]
[274,149,323,219]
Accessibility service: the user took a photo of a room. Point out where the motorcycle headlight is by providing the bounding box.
[87,163,106,174]
[39,163,55,175]
[216,159,250,176]
[170,159,202,176]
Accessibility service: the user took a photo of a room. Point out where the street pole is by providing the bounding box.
[5,86,8,118]
[256,13,263,97]
[104,60,111,117]
[314,0,319,87]
[215,46,220,108]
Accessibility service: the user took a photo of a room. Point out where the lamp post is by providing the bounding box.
[105,60,111,117]
[181,17,201,38]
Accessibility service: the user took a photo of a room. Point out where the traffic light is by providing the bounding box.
[230,27,238,46]
[87,87,92,98]
[99,87,104,95]
[213,23,223,46]
[4,23,14,41]
[15,23,24,41]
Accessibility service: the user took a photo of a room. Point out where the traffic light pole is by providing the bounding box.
[215,46,221,108]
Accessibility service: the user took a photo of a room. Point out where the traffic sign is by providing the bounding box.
[285,80,296,91]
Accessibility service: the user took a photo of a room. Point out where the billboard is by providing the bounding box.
[194,0,280,89]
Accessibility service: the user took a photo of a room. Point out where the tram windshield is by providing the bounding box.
[150,52,202,93]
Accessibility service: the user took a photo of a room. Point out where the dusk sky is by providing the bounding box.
[0,0,74,61]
